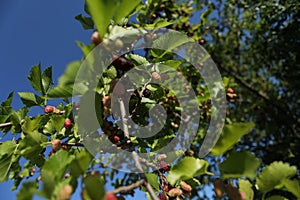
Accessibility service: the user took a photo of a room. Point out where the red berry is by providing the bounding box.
[163,184,170,192]
[160,160,170,171]
[105,192,117,200]
[157,193,167,200]
[44,106,54,113]
[227,87,234,94]
[48,149,56,157]
[64,118,72,129]
[61,145,67,150]
[113,135,120,142]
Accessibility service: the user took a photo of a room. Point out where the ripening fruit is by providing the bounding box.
[113,135,120,142]
[157,154,167,161]
[44,106,54,113]
[64,118,72,129]
[213,179,226,198]
[157,192,167,200]
[226,183,246,200]
[105,192,118,200]
[180,181,192,192]
[111,55,134,71]
[168,188,183,197]
[199,38,206,44]
[227,93,237,99]
[102,96,111,108]
[48,149,56,157]
[152,72,161,82]
[64,173,70,179]
[57,185,73,200]
[160,160,170,171]
[163,184,171,192]
[51,139,62,151]
[227,87,234,94]
[91,31,101,45]
[143,89,151,98]
[114,38,124,49]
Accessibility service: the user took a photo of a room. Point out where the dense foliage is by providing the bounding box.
[0,0,299,199]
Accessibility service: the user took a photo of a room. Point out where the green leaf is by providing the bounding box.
[18,131,47,159]
[18,92,43,107]
[28,64,44,95]
[86,0,117,39]
[17,181,38,200]
[104,67,117,79]
[211,122,255,156]
[41,150,74,198]
[0,141,18,182]
[47,61,82,98]
[42,66,53,93]
[10,107,28,133]
[219,151,260,179]
[86,0,140,39]
[152,31,193,58]
[145,173,160,192]
[144,19,174,29]
[185,178,201,187]
[21,116,43,133]
[0,141,17,156]
[239,179,254,200]
[167,157,211,185]
[0,92,13,124]
[256,161,297,192]
[46,85,74,98]
[76,41,95,57]
[70,149,93,178]
[200,9,213,27]
[126,54,149,65]
[281,179,300,199]
[83,173,105,200]
[50,115,65,132]
[113,0,140,23]
[75,14,94,30]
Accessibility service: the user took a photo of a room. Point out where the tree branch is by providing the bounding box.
[0,122,12,129]
[62,142,84,147]
[218,64,298,134]
[119,98,159,200]
[108,179,146,194]
[218,65,270,101]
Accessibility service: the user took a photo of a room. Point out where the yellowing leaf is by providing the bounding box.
[256,161,297,192]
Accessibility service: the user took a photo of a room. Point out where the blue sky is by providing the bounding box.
[0,0,91,199]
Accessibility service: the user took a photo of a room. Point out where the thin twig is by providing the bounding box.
[62,142,84,147]
[218,64,298,135]
[119,98,159,200]
[119,98,130,139]
[0,141,84,147]
[0,122,12,129]
[108,179,146,194]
